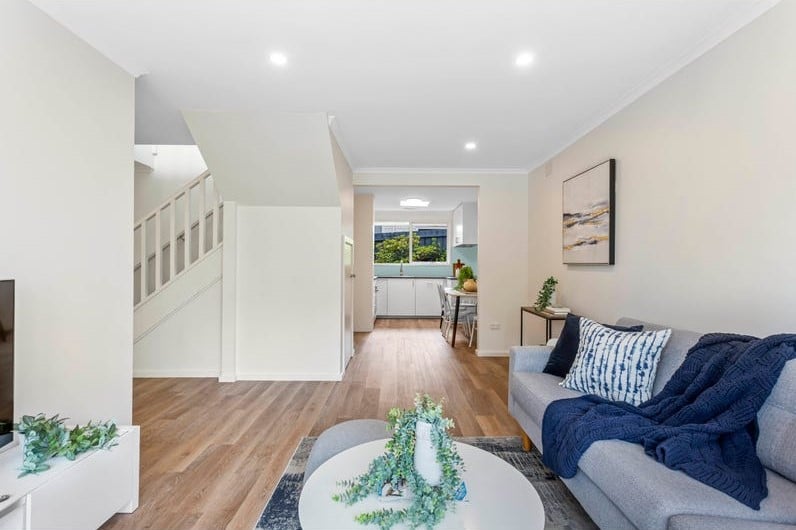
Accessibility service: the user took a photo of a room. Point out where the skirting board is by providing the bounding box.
[475,349,509,357]
[236,371,344,382]
[133,369,220,378]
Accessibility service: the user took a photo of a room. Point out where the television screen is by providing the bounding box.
[0,280,13,446]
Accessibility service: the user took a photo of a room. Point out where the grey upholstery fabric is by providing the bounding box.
[668,514,796,530]
[562,471,636,530]
[508,345,553,374]
[757,359,796,482]
[509,371,581,427]
[304,419,390,483]
[577,440,796,530]
[615,317,701,395]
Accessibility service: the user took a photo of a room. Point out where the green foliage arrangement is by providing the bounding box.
[375,234,446,264]
[333,395,464,529]
[456,266,475,290]
[534,276,558,311]
[15,413,119,477]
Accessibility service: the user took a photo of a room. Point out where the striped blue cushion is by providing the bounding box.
[561,317,672,405]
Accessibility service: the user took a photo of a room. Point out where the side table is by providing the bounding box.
[520,306,567,344]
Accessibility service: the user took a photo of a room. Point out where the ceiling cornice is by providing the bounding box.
[354,167,529,176]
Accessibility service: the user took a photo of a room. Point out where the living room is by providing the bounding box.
[1,1,795,529]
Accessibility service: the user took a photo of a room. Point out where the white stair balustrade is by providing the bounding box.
[133,171,223,307]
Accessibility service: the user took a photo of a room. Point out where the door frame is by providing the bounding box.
[341,236,355,372]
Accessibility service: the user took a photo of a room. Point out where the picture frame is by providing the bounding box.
[562,159,615,265]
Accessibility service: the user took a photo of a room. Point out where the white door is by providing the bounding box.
[343,239,354,367]
[386,278,415,316]
[415,279,443,316]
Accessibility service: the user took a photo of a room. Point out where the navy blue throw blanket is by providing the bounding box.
[542,333,796,509]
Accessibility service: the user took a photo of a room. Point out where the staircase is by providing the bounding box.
[133,170,225,377]
[133,170,223,307]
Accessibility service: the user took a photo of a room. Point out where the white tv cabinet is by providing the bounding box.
[0,426,139,530]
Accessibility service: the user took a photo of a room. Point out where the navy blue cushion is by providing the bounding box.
[542,313,643,377]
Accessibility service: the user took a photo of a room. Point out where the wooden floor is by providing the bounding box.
[103,319,521,530]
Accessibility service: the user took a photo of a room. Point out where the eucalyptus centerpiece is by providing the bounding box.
[333,395,465,529]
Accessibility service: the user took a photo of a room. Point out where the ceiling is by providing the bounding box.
[31,0,778,170]
[356,186,478,211]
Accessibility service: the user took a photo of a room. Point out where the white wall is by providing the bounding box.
[235,206,343,379]
[133,145,207,220]
[527,0,796,342]
[354,171,529,355]
[374,210,453,224]
[183,111,341,207]
[0,0,133,423]
[133,281,221,377]
[354,194,375,332]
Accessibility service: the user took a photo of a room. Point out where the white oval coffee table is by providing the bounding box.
[299,439,545,530]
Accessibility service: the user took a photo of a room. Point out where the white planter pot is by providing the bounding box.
[414,420,442,486]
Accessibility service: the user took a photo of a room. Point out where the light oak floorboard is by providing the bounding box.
[103,319,521,530]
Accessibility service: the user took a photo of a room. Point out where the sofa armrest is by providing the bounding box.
[509,345,553,374]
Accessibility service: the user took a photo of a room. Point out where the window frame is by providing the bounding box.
[374,221,451,265]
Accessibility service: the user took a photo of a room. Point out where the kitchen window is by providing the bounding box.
[374,222,448,264]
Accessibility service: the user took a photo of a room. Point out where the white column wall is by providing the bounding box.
[234,206,343,380]
[353,194,375,332]
[0,0,134,423]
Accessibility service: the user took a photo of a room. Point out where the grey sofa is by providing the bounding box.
[508,317,796,530]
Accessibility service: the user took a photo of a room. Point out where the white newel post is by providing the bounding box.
[414,421,442,486]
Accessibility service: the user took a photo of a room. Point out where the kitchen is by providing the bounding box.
[353,186,479,348]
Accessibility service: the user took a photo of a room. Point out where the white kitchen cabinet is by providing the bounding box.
[453,202,478,247]
[386,278,415,316]
[415,279,444,316]
[374,278,389,317]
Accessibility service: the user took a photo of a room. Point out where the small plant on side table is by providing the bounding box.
[15,413,119,477]
[333,394,464,529]
[534,276,558,311]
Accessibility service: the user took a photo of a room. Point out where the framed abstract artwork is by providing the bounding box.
[562,159,615,265]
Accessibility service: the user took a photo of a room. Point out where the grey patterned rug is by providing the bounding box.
[256,436,596,530]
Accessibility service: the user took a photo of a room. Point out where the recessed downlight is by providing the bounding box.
[515,52,534,67]
[464,142,477,151]
[400,198,430,208]
[269,52,288,66]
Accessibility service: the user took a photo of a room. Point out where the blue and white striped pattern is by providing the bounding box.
[561,317,672,405]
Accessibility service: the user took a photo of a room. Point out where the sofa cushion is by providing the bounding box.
[615,317,702,395]
[509,371,581,428]
[562,318,671,405]
[542,313,643,377]
[757,359,796,482]
[576,439,796,530]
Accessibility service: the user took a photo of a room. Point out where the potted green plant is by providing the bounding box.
[456,266,476,291]
[334,394,465,529]
[15,413,119,477]
[534,276,558,310]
